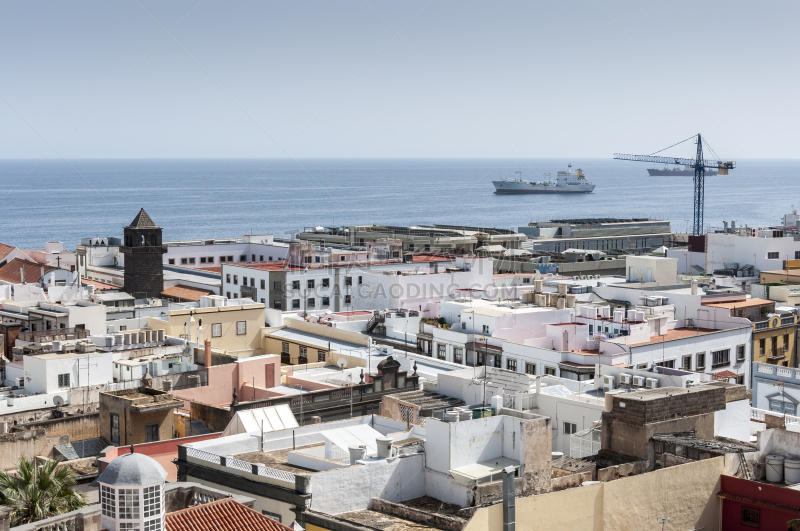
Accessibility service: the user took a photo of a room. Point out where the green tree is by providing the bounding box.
[0,456,87,526]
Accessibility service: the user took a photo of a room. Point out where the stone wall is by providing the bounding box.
[609,386,726,426]
[0,428,54,470]
[10,412,100,441]
[190,401,232,433]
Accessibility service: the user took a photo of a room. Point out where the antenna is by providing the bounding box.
[337,357,348,370]
[53,395,65,407]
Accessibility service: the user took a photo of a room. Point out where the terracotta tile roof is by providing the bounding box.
[81,279,119,291]
[713,370,739,380]
[702,298,773,310]
[161,284,216,302]
[0,258,56,284]
[165,498,293,531]
[630,327,717,346]
[0,243,16,262]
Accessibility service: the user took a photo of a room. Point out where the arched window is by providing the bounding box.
[141,235,145,245]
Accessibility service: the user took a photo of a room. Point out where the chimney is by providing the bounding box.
[502,466,516,531]
[204,339,212,367]
[20,267,25,284]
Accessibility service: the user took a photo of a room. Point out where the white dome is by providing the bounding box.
[94,452,167,487]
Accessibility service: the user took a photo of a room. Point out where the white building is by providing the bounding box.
[162,234,290,268]
[625,255,678,285]
[0,300,106,335]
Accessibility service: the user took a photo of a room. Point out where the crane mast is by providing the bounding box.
[613,134,735,236]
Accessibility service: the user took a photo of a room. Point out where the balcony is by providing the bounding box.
[17,328,88,343]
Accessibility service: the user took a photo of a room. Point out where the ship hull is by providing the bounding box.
[492,181,596,194]
[647,169,718,176]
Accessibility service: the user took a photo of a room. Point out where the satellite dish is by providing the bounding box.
[53,395,65,407]
[337,358,348,370]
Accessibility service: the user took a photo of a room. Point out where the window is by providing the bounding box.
[522,277,531,284]
[454,348,463,364]
[682,355,692,371]
[119,326,127,331]
[292,280,300,290]
[340,256,346,261]
[240,255,247,262]
[796,251,800,260]
[655,360,675,369]
[252,254,256,262]
[525,363,536,375]
[207,256,214,263]
[784,334,790,352]
[461,322,467,330]
[233,275,238,285]
[282,342,289,354]
[145,424,159,442]
[768,393,798,415]
[262,510,282,523]
[261,279,266,289]
[168,259,175,265]
[741,507,760,527]
[564,422,577,435]
[345,277,352,286]
[110,413,119,444]
[345,295,352,304]
[437,344,447,360]
[318,350,327,362]
[119,489,141,519]
[189,257,195,264]
[181,258,188,265]
[737,344,746,361]
[637,363,648,369]
[58,373,70,388]
[696,352,706,370]
[507,358,517,371]
[236,321,246,335]
[226,292,231,298]
[233,293,238,299]
[322,297,330,306]
[220,256,227,263]
[211,323,222,337]
[250,277,255,287]
[292,299,300,309]
[736,375,745,385]
[322,278,329,288]
[227,256,234,262]
[101,485,116,517]
[767,252,779,259]
[482,325,490,334]
[144,520,159,531]
[119,524,139,531]
[358,276,363,285]
[307,298,315,308]
[274,281,281,290]
[299,346,308,362]
[307,279,315,289]
[200,257,207,263]
[545,367,557,376]
[712,348,730,368]
[273,301,282,310]
[260,255,264,261]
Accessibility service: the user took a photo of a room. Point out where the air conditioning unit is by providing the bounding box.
[632,375,646,387]
[620,373,632,385]
[646,378,659,389]
[602,375,616,392]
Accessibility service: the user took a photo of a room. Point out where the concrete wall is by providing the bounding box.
[13,412,100,441]
[0,429,54,470]
[309,454,426,515]
[463,457,724,531]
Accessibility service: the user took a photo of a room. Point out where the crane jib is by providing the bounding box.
[612,154,735,169]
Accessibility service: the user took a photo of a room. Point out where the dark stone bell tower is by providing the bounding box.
[121,208,167,299]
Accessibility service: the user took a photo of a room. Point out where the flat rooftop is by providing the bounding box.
[337,496,465,531]
[702,298,773,310]
[234,443,327,475]
[629,326,716,346]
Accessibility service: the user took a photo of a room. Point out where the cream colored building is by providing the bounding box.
[148,301,265,357]
[626,255,678,286]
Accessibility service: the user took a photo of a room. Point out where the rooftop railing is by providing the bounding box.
[184,446,296,488]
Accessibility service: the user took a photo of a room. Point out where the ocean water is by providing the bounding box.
[1,158,798,249]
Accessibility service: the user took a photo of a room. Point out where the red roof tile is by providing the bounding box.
[162,284,216,302]
[165,498,293,531]
[81,279,119,291]
[0,258,56,284]
[0,243,16,262]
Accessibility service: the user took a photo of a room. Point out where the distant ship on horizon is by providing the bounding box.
[493,165,596,194]
[647,165,718,177]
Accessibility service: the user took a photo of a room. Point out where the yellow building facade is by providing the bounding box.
[753,313,798,367]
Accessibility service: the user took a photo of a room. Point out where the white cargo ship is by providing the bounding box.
[493,165,595,194]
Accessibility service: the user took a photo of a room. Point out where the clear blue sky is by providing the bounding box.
[1,0,797,159]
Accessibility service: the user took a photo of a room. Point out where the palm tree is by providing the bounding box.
[0,456,87,526]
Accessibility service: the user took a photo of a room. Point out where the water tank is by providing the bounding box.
[458,409,472,421]
[444,411,460,423]
[786,458,800,484]
[491,395,503,414]
[376,437,393,458]
[348,445,366,465]
[551,451,564,460]
[766,454,785,483]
